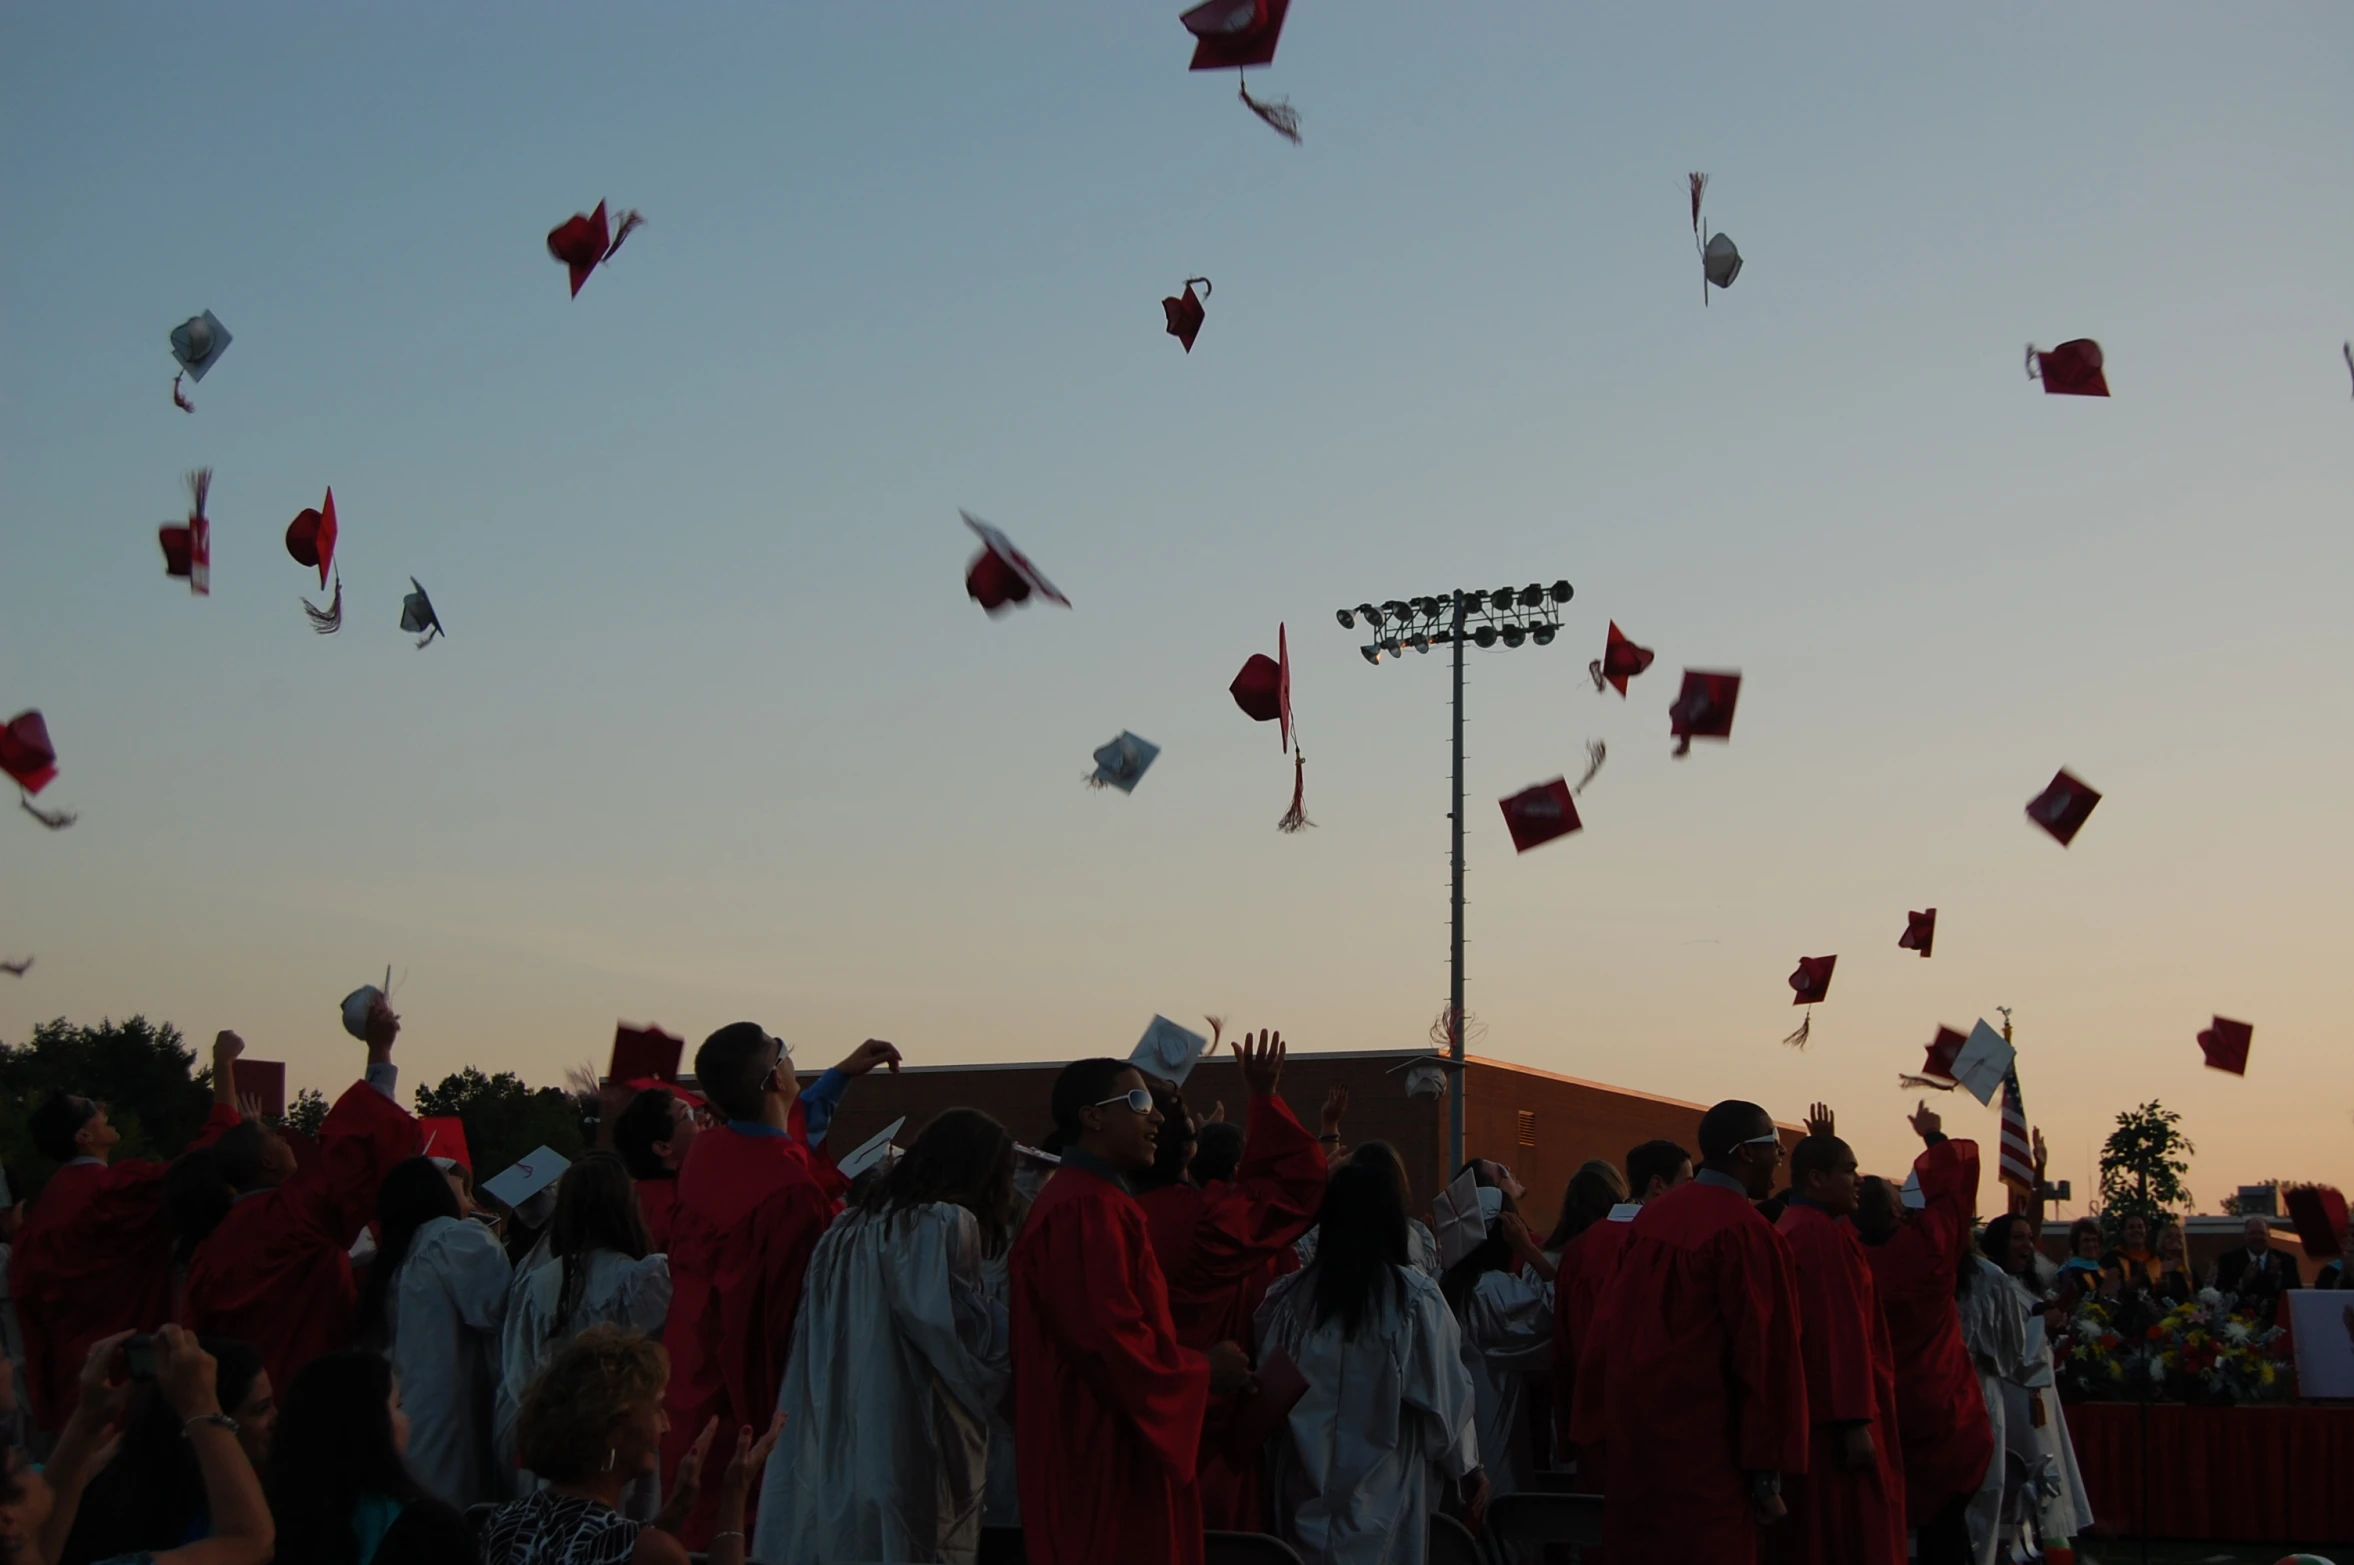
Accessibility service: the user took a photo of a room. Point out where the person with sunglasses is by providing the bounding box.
[1568,1100,1807,1565]
[1009,1058,1256,1565]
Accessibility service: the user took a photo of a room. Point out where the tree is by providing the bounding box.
[285,1088,329,1139]
[413,1068,585,1193]
[0,1017,212,1195]
[2098,1100,2195,1235]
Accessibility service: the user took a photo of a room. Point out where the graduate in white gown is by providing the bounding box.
[1294,1141,1441,1278]
[358,1155,512,1509]
[1256,1156,1485,1565]
[754,1108,1015,1565]
[1978,1214,2092,1554]
[496,1152,672,1504]
[1436,1160,1556,1498]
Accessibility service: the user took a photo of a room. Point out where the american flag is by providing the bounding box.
[1999,1068,2036,1198]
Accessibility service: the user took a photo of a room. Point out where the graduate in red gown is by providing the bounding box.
[611,1083,698,1253]
[1856,1103,1993,1565]
[659,1024,900,1546]
[1551,1137,1692,1487]
[1012,1057,1256,1565]
[180,995,422,1401]
[1771,1113,1906,1565]
[1135,1029,1331,1531]
[11,1029,245,1434]
[1572,1100,1808,1565]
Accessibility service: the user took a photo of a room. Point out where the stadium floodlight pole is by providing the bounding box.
[1335,580,1575,1172]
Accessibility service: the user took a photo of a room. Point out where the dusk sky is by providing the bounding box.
[5,4,2349,1207]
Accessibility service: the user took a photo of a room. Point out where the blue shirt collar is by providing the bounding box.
[1695,1168,1749,1195]
[727,1118,789,1140]
[1057,1145,1135,1196]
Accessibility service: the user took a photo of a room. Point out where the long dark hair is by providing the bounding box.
[1347,1140,1415,1212]
[1307,1160,1409,1341]
[1980,1213,2034,1281]
[353,1157,460,1348]
[859,1107,1017,1259]
[64,1338,264,1562]
[1540,1159,1628,1253]
[548,1153,651,1342]
[163,1148,237,1264]
[266,1351,425,1565]
[1439,1160,1519,1315]
[1131,1076,1195,1194]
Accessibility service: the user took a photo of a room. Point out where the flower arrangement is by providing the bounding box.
[2053,1286,2293,1404]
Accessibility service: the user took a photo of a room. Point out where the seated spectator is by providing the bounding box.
[2056,1217,2105,1306]
[2150,1221,2198,1305]
[266,1350,474,1564]
[2210,1216,2301,1319]
[483,1325,779,1565]
[2100,1213,2161,1294]
[58,1338,273,1564]
[7,1325,274,1565]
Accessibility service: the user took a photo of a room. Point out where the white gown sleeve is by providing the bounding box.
[443,1218,514,1333]
[886,1206,1011,1419]
[617,1252,673,1335]
[1464,1268,1555,1371]
[1401,1272,1481,1479]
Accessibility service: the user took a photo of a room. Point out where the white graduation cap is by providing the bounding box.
[481,1145,569,1211]
[1703,231,1743,291]
[1013,1142,1061,1166]
[835,1116,906,1182]
[1432,1164,1501,1271]
[1132,1015,1210,1084]
[340,966,393,1040]
[169,310,233,380]
[1385,1052,1465,1102]
[1088,731,1160,793]
[400,579,445,648]
[1949,1019,2016,1107]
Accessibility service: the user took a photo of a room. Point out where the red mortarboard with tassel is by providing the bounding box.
[1783,954,1836,1047]
[1163,277,1211,353]
[2196,1015,2252,1076]
[285,488,342,633]
[547,201,646,298]
[1589,621,1655,697]
[1899,1025,1969,1090]
[2027,339,2109,397]
[1230,624,1311,832]
[2025,767,2100,846]
[1898,906,1936,958]
[1181,0,1300,144]
[961,511,1071,617]
[1499,778,1581,853]
[1689,174,1743,304]
[3,710,77,829]
[158,469,213,597]
[418,1116,474,1174]
[1668,669,1741,757]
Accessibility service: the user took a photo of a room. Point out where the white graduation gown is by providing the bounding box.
[753,1203,1010,1565]
[1254,1264,1479,1565]
[1992,1270,2092,1542]
[494,1247,672,1493]
[1957,1256,2019,1565]
[1454,1267,1553,1497]
[384,1215,511,1509]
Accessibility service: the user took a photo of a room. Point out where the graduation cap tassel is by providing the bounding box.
[172,374,195,414]
[1574,740,1606,795]
[188,466,211,519]
[1689,173,1710,307]
[20,797,77,830]
[2342,341,2352,397]
[1277,749,1314,833]
[1239,77,1302,144]
[1897,1073,1961,1092]
[1782,1012,1811,1049]
[606,210,646,262]
[2025,343,2041,381]
[303,573,344,634]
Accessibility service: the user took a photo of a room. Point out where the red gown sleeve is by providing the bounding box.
[1911,1139,1980,1291]
[1038,1190,1213,1479]
[284,1080,421,1249]
[1175,1093,1327,1295]
[1723,1216,1810,1475]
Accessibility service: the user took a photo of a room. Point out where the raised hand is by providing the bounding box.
[1206,1100,1226,1124]
[835,1039,903,1078]
[1805,1102,1835,1139]
[1909,1099,1942,1142]
[1461,1467,1491,1530]
[719,1411,786,1496]
[1232,1028,1286,1098]
[2032,1126,2049,1173]
[1320,1084,1349,1136]
[152,1324,222,1421]
[655,1416,720,1530]
[213,1030,245,1065]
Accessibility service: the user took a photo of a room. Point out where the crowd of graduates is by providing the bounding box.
[1,992,2328,1565]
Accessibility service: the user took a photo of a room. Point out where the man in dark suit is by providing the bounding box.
[2211,1216,2302,1316]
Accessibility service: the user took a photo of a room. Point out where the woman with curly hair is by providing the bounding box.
[481,1326,778,1565]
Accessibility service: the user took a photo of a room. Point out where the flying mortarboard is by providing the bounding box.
[285,489,342,632]
[2343,342,2352,398]
[1386,1052,1465,1101]
[546,201,646,298]
[158,468,214,597]
[341,967,392,1040]
[1180,0,1301,143]
[1162,277,1211,353]
[1087,731,1161,794]
[2196,1015,2252,1076]
[1589,621,1655,696]
[1899,907,1936,958]
[2,711,76,829]
[610,1022,686,1085]
[418,1115,473,1173]
[1230,625,1311,832]
[481,1146,569,1211]
[1689,174,1742,303]
[2025,768,2100,846]
[1133,1014,1211,1085]
[0,958,32,977]
[1948,1019,2015,1107]
[1498,778,1580,854]
[400,579,445,647]
[1668,669,1741,756]
[237,1059,287,1121]
[2027,339,2109,397]
[168,310,231,412]
[2284,1184,2348,1261]
[1432,1164,1500,1271]
[1782,954,1836,1047]
[961,511,1071,616]
[1899,1025,1969,1091]
[836,1117,908,1182]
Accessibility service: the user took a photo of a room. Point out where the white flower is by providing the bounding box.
[2196,1286,2225,1308]
[2222,1318,2253,1345]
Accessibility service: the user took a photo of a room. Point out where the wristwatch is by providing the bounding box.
[183,1412,240,1437]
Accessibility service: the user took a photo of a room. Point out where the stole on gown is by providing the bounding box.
[1011,1158,1212,1565]
[1570,1180,1809,1565]
[11,1101,239,1433]
[1771,1203,1907,1565]
[181,1080,420,1401]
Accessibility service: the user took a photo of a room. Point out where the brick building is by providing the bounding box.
[799,1050,1800,1240]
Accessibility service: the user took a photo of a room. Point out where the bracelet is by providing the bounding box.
[710,1532,745,1547]
[183,1412,239,1437]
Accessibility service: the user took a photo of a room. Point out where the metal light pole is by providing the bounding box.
[1337,581,1574,1173]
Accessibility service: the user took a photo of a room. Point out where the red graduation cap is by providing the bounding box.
[1899,907,1936,958]
[962,511,1071,616]
[418,1115,474,1172]
[2027,339,2109,397]
[1900,1025,1969,1090]
[2025,768,2100,846]
[610,1022,686,1086]
[2284,1184,2348,1261]
[1180,0,1300,142]
[237,1059,287,1121]
[2196,1015,2251,1076]
[1668,669,1741,756]
[1589,621,1655,697]
[1499,778,1580,853]
[2,710,74,829]
[158,468,213,597]
[1163,277,1211,353]
[286,489,343,633]
[1231,626,1310,832]
[547,200,645,298]
[1782,954,1836,1048]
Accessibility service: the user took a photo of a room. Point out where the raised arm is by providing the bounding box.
[152,1325,275,1565]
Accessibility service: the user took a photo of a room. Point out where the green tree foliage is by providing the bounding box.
[0,1017,213,1196]
[2098,1100,2196,1236]
[284,1087,329,1139]
[413,1068,584,1195]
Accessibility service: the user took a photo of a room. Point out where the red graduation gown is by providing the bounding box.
[1550,1209,1636,1478]
[635,1173,680,1255]
[1772,1204,1906,1565]
[1137,1091,1326,1531]
[181,1081,420,1401]
[659,1122,839,1546]
[1571,1179,1808,1565]
[1013,1157,1213,1565]
[10,1102,240,1433]
[1861,1139,1994,1526]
